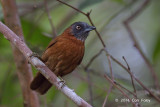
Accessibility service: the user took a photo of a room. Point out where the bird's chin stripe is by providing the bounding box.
[76,32,89,42]
[76,36,88,42]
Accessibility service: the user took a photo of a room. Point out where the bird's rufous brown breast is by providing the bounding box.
[42,34,84,76]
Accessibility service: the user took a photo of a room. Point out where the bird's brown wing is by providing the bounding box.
[41,38,58,63]
[30,38,59,94]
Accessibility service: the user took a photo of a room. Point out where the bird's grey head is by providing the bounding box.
[71,22,96,41]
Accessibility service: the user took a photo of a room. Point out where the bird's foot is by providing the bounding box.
[58,77,66,89]
[30,52,41,58]
[29,52,43,62]
[72,89,74,92]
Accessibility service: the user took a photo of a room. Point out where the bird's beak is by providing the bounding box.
[85,26,96,32]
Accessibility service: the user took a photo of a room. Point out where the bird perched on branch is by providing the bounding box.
[30,22,96,94]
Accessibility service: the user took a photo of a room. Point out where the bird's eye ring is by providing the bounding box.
[76,26,81,30]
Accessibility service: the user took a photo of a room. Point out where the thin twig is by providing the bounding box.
[25,1,60,39]
[84,49,104,106]
[114,81,136,98]
[73,72,107,92]
[18,0,53,16]
[56,0,106,47]
[87,71,94,106]
[122,56,137,99]
[108,53,160,102]
[102,84,113,107]
[85,49,103,70]
[56,0,86,15]
[103,0,138,29]
[123,0,159,89]
[44,0,57,38]
[104,75,136,106]
[106,53,114,80]
[85,48,114,80]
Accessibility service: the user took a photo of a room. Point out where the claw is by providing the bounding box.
[30,52,40,58]
[58,77,66,89]
[72,89,74,92]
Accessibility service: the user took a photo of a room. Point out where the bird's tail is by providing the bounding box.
[30,72,52,95]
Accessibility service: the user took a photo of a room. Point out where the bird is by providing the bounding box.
[30,21,96,94]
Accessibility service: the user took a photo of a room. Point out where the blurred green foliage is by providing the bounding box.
[0,0,160,107]
[153,32,160,62]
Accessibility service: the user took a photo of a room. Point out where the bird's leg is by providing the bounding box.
[58,76,66,89]
[58,77,75,91]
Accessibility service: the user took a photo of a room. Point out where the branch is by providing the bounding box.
[123,0,159,89]
[73,72,107,92]
[1,0,39,107]
[106,53,114,80]
[112,54,160,103]
[0,21,92,107]
[44,0,57,38]
[104,75,136,106]
[122,56,137,99]
[113,81,136,98]
[102,84,113,107]
[18,0,52,16]
[56,0,106,47]
[86,72,94,106]
[85,49,103,70]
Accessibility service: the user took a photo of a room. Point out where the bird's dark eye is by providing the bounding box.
[76,25,81,30]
